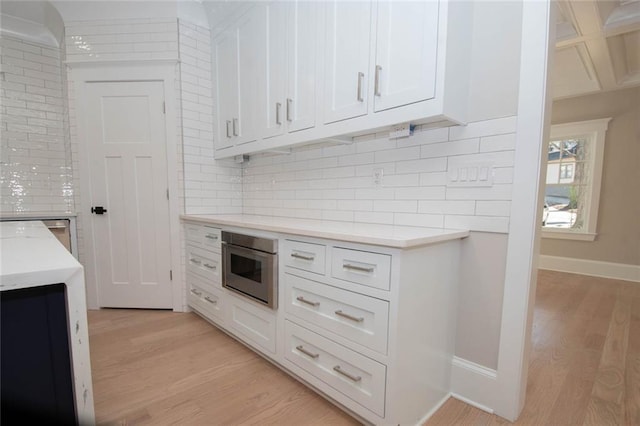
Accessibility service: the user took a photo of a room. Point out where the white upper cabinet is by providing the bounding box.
[213,6,265,150]
[373,1,439,112]
[212,0,472,159]
[236,6,265,145]
[263,2,287,139]
[213,29,239,150]
[262,1,319,139]
[322,1,372,124]
[286,1,319,133]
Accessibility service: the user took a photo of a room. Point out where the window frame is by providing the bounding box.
[541,117,610,241]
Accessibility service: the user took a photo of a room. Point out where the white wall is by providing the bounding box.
[0,36,72,214]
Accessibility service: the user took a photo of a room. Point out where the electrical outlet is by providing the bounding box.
[389,122,411,139]
[373,168,384,187]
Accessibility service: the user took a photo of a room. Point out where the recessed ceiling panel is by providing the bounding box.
[552,44,601,98]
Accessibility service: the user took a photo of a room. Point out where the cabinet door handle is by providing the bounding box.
[190,289,202,296]
[232,118,239,136]
[333,365,361,382]
[335,310,364,322]
[204,296,217,304]
[204,263,216,270]
[291,252,315,261]
[342,263,374,273]
[296,345,319,359]
[190,258,201,265]
[296,296,320,307]
[226,120,231,138]
[205,234,218,240]
[276,102,282,125]
[374,65,382,96]
[286,98,293,122]
[357,72,364,102]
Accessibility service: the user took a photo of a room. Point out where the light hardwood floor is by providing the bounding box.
[88,270,639,425]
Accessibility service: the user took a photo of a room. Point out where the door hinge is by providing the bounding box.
[166,188,169,200]
[162,102,166,114]
[170,270,173,280]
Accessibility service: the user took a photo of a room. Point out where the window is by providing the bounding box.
[542,118,610,241]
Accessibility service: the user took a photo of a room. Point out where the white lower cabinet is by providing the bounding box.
[225,292,277,355]
[183,220,462,425]
[284,320,386,417]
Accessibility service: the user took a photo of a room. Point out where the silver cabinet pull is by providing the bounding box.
[296,296,320,307]
[291,252,315,261]
[335,310,364,322]
[333,365,361,382]
[286,98,292,122]
[232,118,239,136]
[296,345,319,359]
[357,72,364,102]
[374,65,382,96]
[190,289,202,296]
[342,263,374,273]
[190,258,201,265]
[276,102,282,125]
[225,120,232,138]
[204,263,216,270]
[205,234,218,240]
[204,296,217,304]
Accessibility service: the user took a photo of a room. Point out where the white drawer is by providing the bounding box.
[285,274,389,354]
[227,293,277,355]
[186,245,221,283]
[331,247,391,291]
[284,320,386,417]
[188,283,224,323]
[283,239,326,275]
[185,223,221,251]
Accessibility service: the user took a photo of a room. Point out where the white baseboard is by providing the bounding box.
[450,356,497,414]
[538,255,640,283]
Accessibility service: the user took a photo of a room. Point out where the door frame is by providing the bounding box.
[70,62,183,312]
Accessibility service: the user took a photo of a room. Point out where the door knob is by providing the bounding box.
[91,206,107,215]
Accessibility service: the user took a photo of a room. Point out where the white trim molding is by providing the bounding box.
[450,356,497,414]
[539,255,640,283]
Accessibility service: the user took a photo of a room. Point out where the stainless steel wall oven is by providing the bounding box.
[221,231,278,309]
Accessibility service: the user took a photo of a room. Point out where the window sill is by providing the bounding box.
[541,230,596,241]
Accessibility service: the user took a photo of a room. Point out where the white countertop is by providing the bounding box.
[0,211,77,221]
[0,220,95,423]
[181,214,469,248]
[0,220,80,289]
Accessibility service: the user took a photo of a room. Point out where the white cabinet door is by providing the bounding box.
[286,1,318,133]
[323,0,372,124]
[213,28,239,150]
[373,1,439,112]
[263,2,287,139]
[237,6,266,145]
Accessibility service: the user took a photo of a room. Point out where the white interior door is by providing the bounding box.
[85,81,173,309]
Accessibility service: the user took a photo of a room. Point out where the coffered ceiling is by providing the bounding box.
[553,0,640,99]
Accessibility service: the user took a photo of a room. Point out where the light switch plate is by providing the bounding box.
[447,160,494,187]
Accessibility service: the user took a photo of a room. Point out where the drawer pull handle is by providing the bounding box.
[291,252,315,261]
[204,296,217,304]
[205,234,218,240]
[333,365,361,382]
[335,310,364,322]
[190,258,201,265]
[343,263,374,273]
[296,345,319,359]
[204,263,217,270]
[296,296,320,307]
[190,289,202,296]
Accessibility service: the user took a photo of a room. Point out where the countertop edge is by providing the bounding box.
[180,215,469,248]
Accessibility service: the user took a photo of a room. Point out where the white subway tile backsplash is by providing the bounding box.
[240,117,516,233]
